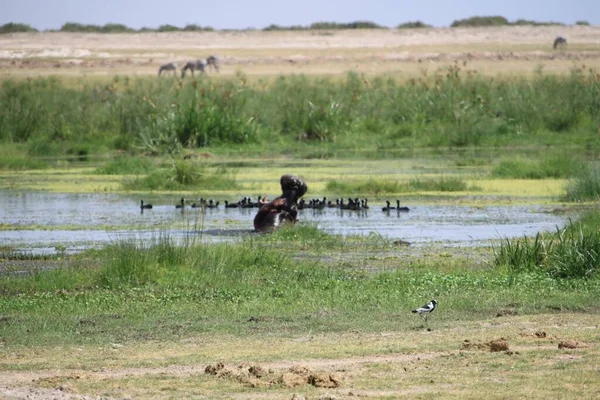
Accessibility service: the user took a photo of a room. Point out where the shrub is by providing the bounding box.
[100,23,134,33]
[309,21,384,29]
[451,16,509,27]
[157,24,180,32]
[397,21,432,29]
[0,22,38,34]
[60,22,102,32]
[183,24,214,32]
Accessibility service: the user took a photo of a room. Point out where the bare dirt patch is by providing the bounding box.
[1,26,600,77]
[461,338,510,352]
[558,340,588,349]
[1,314,599,399]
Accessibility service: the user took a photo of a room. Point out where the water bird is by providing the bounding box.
[396,200,410,212]
[224,200,239,208]
[206,199,220,208]
[140,200,153,210]
[175,197,185,209]
[382,200,395,212]
[411,299,437,322]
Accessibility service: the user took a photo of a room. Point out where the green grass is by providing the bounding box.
[122,160,239,191]
[1,66,599,162]
[563,163,600,201]
[493,212,600,279]
[408,176,477,192]
[492,154,582,179]
[325,176,477,194]
[95,156,154,175]
[1,215,599,347]
[325,178,402,195]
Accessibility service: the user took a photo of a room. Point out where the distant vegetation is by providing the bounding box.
[451,15,565,27]
[1,15,588,34]
[264,21,384,31]
[0,22,38,34]
[396,21,432,29]
[59,22,135,33]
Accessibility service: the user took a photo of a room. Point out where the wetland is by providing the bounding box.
[1,27,599,399]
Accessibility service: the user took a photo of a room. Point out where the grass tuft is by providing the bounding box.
[493,213,600,279]
[563,163,600,202]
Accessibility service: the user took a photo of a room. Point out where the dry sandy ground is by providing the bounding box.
[0,26,599,77]
[1,314,598,399]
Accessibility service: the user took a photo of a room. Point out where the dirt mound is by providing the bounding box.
[558,340,586,349]
[496,308,518,317]
[462,338,510,352]
[204,362,342,388]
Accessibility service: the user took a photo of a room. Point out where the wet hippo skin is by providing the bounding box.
[253,175,307,232]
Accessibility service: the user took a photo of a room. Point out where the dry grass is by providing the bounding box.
[1,313,598,399]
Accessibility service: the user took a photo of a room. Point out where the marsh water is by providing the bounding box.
[0,191,573,255]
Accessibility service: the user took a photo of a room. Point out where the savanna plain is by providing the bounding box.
[1,26,600,399]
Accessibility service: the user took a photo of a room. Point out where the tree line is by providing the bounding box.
[0,17,591,34]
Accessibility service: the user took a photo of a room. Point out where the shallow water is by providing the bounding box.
[0,191,571,254]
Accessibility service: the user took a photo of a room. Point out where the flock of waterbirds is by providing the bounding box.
[139,196,410,213]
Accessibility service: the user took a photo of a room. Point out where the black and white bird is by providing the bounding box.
[411,299,437,322]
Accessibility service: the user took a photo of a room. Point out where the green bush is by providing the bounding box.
[397,21,431,29]
[0,22,38,34]
[157,24,180,32]
[451,16,509,27]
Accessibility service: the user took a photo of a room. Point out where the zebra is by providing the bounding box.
[553,36,567,49]
[181,60,205,78]
[206,55,220,72]
[158,62,177,76]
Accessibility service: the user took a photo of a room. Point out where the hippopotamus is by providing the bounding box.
[253,174,307,232]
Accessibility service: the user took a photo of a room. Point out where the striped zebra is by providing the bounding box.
[206,55,220,72]
[553,36,567,49]
[181,60,205,78]
[158,62,177,76]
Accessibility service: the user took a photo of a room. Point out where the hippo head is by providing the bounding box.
[280,174,307,201]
